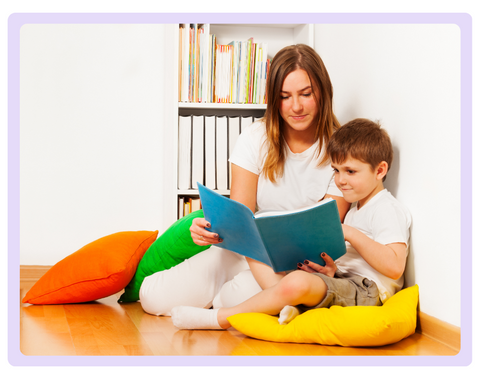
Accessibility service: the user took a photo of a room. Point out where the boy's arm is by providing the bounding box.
[342,224,407,280]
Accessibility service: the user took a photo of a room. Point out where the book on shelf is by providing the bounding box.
[240,115,254,132]
[191,24,198,102]
[178,196,185,218]
[198,183,346,273]
[178,24,271,104]
[178,25,183,102]
[188,24,195,102]
[227,40,239,104]
[244,40,253,103]
[180,196,202,217]
[191,115,204,189]
[237,40,247,104]
[209,33,216,103]
[178,115,192,190]
[214,44,233,103]
[216,116,228,191]
[199,24,210,103]
[228,116,240,189]
[204,115,216,189]
[249,39,257,104]
[188,197,202,213]
[178,24,188,102]
[257,43,268,104]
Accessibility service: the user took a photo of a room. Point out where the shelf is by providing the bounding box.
[179,102,267,110]
[212,24,305,29]
[178,189,230,196]
[178,103,266,117]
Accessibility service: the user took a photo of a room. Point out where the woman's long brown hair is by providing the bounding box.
[262,44,340,182]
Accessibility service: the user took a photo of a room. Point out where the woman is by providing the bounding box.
[139,44,350,316]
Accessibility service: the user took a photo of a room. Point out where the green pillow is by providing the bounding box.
[118,210,210,303]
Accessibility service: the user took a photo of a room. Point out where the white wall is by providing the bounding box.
[315,24,461,326]
[20,24,174,265]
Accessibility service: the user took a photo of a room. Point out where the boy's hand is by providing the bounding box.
[298,252,337,278]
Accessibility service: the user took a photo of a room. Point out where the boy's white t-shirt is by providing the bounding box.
[335,189,412,302]
[229,121,342,213]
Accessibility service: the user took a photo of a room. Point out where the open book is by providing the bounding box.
[198,183,346,272]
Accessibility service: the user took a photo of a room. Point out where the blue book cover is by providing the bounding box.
[198,183,346,272]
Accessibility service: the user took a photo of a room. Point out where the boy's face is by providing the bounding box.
[331,156,386,209]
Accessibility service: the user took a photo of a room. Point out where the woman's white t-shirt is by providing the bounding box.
[229,120,342,213]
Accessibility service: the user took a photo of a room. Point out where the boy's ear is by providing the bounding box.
[376,161,389,180]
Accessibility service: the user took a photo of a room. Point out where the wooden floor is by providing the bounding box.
[20,270,459,356]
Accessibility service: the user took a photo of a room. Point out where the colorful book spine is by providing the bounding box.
[178,25,271,104]
[189,25,194,102]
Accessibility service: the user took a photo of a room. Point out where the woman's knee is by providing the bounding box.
[138,247,249,315]
[212,269,262,308]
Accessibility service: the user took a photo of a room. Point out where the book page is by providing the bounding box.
[254,197,334,218]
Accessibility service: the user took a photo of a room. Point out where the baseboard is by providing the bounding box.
[19,265,461,352]
[416,311,461,353]
[20,265,52,281]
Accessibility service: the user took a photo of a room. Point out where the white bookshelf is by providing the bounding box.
[171,23,314,221]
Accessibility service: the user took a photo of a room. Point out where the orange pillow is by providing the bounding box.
[22,230,158,304]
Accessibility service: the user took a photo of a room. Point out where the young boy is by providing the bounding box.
[171,118,412,330]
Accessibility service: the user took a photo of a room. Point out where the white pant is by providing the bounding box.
[139,246,262,316]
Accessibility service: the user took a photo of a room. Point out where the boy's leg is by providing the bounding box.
[171,270,328,329]
[218,270,327,327]
[278,305,300,325]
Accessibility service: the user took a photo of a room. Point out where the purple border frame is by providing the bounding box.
[8,13,472,366]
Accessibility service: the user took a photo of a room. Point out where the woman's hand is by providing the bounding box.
[297,252,337,278]
[190,217,222,246]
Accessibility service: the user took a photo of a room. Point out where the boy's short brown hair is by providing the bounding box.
[327,118,393,182]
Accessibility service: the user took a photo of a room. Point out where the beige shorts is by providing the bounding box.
[298,270,381,311]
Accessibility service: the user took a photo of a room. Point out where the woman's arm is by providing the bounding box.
[229,164,258,213]
[324,194,350,223]
[230,164,287,289]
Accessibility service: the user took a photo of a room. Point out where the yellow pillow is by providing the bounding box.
[228,285,418,347]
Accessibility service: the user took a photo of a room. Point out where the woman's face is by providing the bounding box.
[279,69,319,133]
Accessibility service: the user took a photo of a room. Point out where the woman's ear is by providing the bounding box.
[376,161,389,181]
